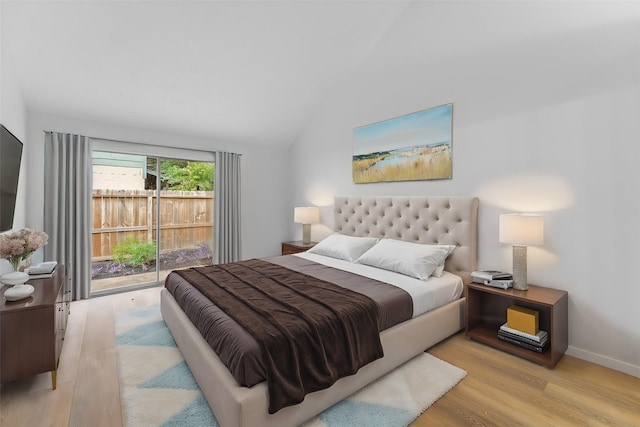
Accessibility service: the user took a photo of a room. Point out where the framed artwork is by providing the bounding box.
[352,103,452,184]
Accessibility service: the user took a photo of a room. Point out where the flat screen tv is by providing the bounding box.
[1,124,23,232]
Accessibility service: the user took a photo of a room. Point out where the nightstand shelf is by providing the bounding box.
[466,282,568,368]
[281,241,317,255]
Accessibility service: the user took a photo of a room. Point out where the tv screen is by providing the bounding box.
[1,124,23,231]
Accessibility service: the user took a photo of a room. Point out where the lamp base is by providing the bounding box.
[301,224,311,244]
[512,245,528,290]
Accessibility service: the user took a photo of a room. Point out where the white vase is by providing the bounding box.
[1,271,30,286]
[4,284,35,301]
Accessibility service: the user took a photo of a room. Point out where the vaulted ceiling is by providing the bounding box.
[2,1,639,149]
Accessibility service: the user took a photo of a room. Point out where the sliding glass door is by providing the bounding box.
[90,151,214,294]
[153,157,214,282]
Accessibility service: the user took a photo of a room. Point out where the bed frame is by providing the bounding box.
[161,196,478,427]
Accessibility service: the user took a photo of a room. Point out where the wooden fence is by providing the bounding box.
[92,189,214,260]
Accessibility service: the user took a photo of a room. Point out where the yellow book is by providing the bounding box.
[507,305,539,335]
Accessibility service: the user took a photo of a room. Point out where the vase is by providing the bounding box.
[18,255,32,272]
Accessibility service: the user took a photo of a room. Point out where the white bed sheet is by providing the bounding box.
[294,252,463,318]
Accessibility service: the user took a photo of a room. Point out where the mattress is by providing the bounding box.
[294,252,464,317]
[164,253,463,388]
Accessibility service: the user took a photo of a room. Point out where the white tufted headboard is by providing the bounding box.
[334,196,479,284]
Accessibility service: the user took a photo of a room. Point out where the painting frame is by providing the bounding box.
[352,103,453,184]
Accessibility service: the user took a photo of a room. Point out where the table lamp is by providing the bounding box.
[499,213,544,290]
[294,207,319,244]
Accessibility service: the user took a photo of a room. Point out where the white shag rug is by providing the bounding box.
[115,304,466,427]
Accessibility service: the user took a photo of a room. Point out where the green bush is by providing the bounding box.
[112,236,156,267]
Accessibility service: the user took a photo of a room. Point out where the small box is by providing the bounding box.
[507,305,539,335]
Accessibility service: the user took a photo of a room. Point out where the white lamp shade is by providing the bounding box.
[499,214,544,246]
[294,207,320,224]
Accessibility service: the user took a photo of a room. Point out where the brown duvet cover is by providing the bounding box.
[164,255,413,413]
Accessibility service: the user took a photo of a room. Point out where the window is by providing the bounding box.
[90,144,214,295]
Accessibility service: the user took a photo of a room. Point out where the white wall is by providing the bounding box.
[290,4,640,377]
[25,112,290,263]
[0,4,28,274]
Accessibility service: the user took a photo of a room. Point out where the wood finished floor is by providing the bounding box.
[1,286,639,426]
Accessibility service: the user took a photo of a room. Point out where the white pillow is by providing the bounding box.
[307,233,380,262]
[356,239,456,280]
[432,262,447,278]
[432,245,457,277]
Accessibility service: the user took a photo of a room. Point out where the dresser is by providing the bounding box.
[0,265,70,388]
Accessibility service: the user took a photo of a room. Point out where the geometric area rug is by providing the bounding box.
[115,304,466,427]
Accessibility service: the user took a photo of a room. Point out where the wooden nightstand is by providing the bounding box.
[466,282,568,368]
[281,241,317,255]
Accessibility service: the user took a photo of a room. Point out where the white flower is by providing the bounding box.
[0,228,49,270]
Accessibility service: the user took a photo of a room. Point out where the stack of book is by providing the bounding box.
[25,261,58,279]
[498,322,549,353]
[471,270,514,289]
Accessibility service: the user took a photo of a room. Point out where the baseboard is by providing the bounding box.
[566,346,640,379]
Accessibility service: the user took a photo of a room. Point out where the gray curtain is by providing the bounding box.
[44,132,92,300]
[213,151,242,263]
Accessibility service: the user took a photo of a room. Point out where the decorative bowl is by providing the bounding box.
[4,284,35,301]
[1,271,30,286]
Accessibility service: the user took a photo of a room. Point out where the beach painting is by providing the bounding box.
[353,104,453,183]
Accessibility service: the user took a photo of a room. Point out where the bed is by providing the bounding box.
[161,196,478,427]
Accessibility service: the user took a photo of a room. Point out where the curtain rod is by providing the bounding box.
[43,130,242,156]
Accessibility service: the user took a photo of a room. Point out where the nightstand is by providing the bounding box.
[281,241,317,255]
[466,282,568,368]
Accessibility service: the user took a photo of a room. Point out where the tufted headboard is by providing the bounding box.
[334,196,479,284]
